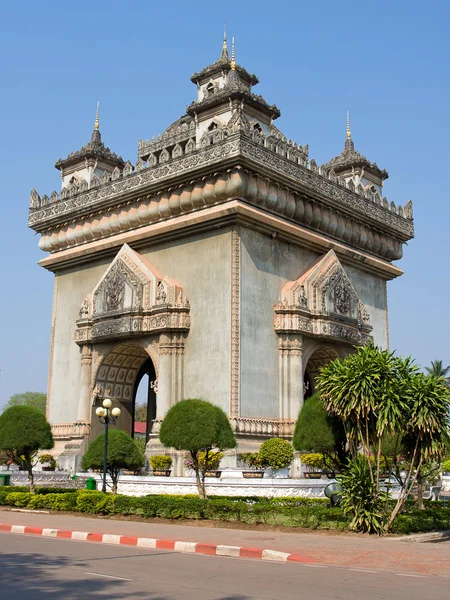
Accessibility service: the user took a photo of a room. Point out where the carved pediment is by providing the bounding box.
[75,244,190,344]
[274,250,372,345]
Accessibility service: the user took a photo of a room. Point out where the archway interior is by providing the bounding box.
[93,343,156,443]
[303,347,342,398]
[133,358,157,443]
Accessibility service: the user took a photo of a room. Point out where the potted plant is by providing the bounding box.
[259,438,294,478]
[184,450,223,478]
[149,455,172,476]
[239,452,265,478]
[39,453,57,472]
[301,453,324,479]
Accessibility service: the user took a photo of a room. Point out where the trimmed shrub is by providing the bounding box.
[5,492,33,507]
[150,455,173,471]
[301,453,325,469]
[259,438,294,469]
[441,459,450,472]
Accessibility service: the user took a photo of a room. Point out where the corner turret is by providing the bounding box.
[55,103,125,190]
[323,112,388,195]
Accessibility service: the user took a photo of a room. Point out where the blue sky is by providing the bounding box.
[0,0,449,408]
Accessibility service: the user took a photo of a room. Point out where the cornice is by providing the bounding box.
[29,133,413,260]
[37,199,404,281]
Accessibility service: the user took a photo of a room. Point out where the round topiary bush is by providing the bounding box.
[259,438,294,469]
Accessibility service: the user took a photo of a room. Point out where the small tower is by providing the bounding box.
[324,112,388,195]
[55,103,125,190]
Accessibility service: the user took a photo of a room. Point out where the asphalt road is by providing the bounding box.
[0,532,448,600]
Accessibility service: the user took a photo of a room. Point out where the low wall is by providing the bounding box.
[90,474,329,498]
[4,470,329,498]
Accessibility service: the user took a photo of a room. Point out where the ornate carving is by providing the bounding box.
[274,250,372,346]
[75,244,190,345]
[104,263,125,312]
[156,282,167,304]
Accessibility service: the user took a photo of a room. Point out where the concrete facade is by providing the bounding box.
[28,38,414,472]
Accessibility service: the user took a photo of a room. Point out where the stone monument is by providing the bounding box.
[28,35,414,473]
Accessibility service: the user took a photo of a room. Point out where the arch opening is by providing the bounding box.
[303,346,342,398]
[91,343,157,445]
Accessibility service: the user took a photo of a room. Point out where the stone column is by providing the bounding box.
[278,334,303,420]
[77,345,92,422]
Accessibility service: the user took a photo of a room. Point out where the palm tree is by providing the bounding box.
[425,360,450,388]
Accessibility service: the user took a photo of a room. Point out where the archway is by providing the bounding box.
[91,343,157,444]
[303,346,343,398]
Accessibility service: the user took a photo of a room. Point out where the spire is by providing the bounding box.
[221,23,228,60]
[344,110,354,151]
[94,102,100,131]
[91,102,101,143]
[227,37,240,86]
[231,36,236,70]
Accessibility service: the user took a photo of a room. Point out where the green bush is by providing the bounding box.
[301,453,325,468]
[259,438,294,469]
[150,455,173,470]
[239,452,265,469]
[75,490,106,513]
[5,492,33,507]
[441,459,450,472]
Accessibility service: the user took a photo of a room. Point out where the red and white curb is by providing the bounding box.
[0,522,315,564]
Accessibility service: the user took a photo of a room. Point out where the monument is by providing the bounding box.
[28,35,414,473]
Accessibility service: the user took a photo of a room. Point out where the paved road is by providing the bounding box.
[1,532,448,600]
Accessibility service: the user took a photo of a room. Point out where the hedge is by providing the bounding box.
[0,487,448,534]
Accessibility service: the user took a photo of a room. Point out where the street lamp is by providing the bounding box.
[96,398,121,493]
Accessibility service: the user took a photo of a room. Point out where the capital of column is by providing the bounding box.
[278,334,303,356]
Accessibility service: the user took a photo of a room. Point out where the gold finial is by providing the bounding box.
[94,101,100,131]
[231,37,236,70]
[346,110,351,140]
[222,22,227,54]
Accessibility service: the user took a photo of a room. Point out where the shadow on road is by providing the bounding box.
[0,551,164,599]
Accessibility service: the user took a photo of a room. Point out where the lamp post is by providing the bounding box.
[95,398,121,493]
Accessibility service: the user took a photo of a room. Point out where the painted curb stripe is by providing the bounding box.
[0,522,316,564]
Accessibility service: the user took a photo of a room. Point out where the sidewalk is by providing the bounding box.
[1,508,449,576]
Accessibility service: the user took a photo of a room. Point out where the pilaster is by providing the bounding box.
[278,334,303,420]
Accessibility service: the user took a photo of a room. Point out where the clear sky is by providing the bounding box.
[0,0,449,409]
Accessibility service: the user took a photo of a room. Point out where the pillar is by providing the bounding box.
[278,334,304,420]
[77,345,92,422]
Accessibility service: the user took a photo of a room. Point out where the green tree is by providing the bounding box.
[159,398,236,499]
[317,344,450,533]
[134,403,147,423]
[4,392,46,414]
[82,430,144,494]
[425,360,450,388]
[293,393,348,473]
[0,405,54,493]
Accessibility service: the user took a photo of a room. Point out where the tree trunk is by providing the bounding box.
[194,468,206,499]
[27,466,35,494]
[416,478,424,510]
